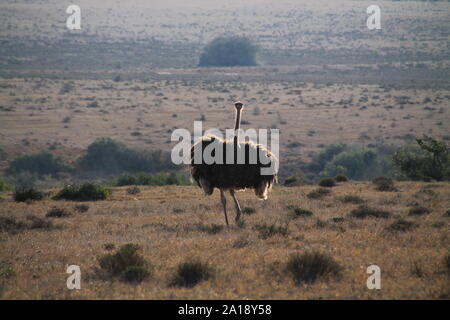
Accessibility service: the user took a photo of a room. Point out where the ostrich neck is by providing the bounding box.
[234,109,242,130]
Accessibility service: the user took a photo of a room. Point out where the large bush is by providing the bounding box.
[53,183,110,201]
[115,172,191,186]
[0,176,9,191]
[199,36,258,67]
[308,143,396,181]
[393,136,450,181]
[77,138,175,176]
[8,152,72,176]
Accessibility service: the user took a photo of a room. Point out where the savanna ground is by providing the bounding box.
[0,181,449,299]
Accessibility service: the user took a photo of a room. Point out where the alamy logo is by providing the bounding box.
[367,5,381,30]
[366,265,381,290]
[66,5,81,30]
[170,121,280,176]
[66,265,81,290]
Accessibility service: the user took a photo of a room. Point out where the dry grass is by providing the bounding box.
[0,181,449,299]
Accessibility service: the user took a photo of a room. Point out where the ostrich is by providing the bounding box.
[190,101,277,226]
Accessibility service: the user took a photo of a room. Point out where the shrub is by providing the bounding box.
[46,207,72,218]
[337,195,365,204]
[53,183,110,201]
[284,175,304,187]
[349,205,391,219]
[74,204,89,213]
[372,177,397,191]
[13,187,44,202]
[0,261,15,279]
[319,178,335,188]
[0,216,26,234]
[444,253,450,276]
[335,174,348,182]
[287,205,313,219]
[115,172,190,186]
[242,207,257,215]
[393,136,450,181]
[0,177,10,191]
[408,206,431,216]
[286,252,342,285]
[254,223,289,239]
[307,188,331,199]
[195,223,223,234]
[8,152,72,176]
[78,138,175,176]
[126,186,141,195]
[199,36,258,67]
[26,215,55,230]
[444,209,450,217]
[170,259,213,287]
[386,219,417,232]
[97,243,150,283]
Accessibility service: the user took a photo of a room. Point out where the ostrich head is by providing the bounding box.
[234,101,244,130]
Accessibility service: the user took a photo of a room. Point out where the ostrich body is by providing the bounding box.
[190,102,277,225]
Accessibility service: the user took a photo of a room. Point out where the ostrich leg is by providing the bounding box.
[220,189,229,226]
[230,190,243,223]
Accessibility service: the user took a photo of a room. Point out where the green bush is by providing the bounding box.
[393,136,450,181]
[335,174,348,182]
[284,175,304,187]
[337,195,365,204]
[115,172,191,186]
[126,186,141,195]
[97,243,150,283]
[308,143,397,181]
[8,152,72,176]
[319,178,335,188]
[0,176,9,191]
[199,36,258,67]
[254,223,289,239]
[386,219,417,233]
[53,183,110,201]
[13,187,44,202]
[78,138,175,176]
[287,205,313,219]
[307,187,331,199]
[349,205,391,219]
[170,259,213,287]
[372,177,397,191]
[0,216,54,234]
[46,207,72,218]
[286,252,342,285]
[408,206,431,216]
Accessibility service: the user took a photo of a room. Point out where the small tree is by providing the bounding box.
[199,36,258,67]
[393,136,450,181]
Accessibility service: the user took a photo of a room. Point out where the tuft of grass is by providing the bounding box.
[287,205,313,219]
[170,259,213,287]
[408,206,431,216]
[46,207,72,218]
[13,187,44,202]
[307,188,331,199]
[232,235,250,248]
[337,195,365,204]
[26,215,55,230]
[444,253,450,276]
[0,261,15,279]
[74,204,89,213]
[242,207,257,215]
[372,177,397,192]
[254,223,289,239]
[335,174,348,182]
[349,205,391,219]
[97,243,151,283]
[53,183,110,201]
[0,216,26,234]
[319,178,335,188]
[386,219,417,233]
[103,243,115,251]
[410,261,425,278]
[285,252,342,285]
[195,222,223,234]
[444,209,450,217]
[126,186,140,195]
